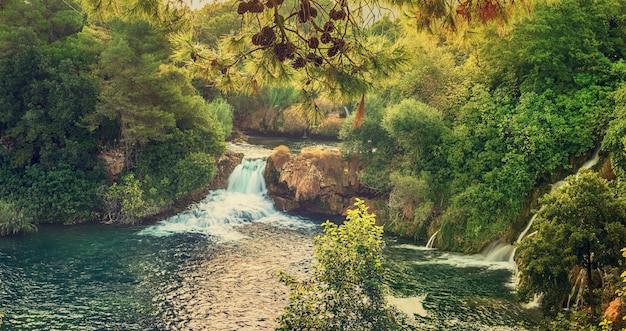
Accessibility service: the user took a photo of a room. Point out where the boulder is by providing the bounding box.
[207,150,245,191]
[264,145,370,214]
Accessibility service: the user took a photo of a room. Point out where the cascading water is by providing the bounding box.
[226,158,267,194]
[477,148,602,264]
[425,230,439,249]
[139,158,310,240]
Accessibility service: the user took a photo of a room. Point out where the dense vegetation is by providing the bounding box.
[2,0,626,329]
[341,0,626,254]
[0,0,230,232]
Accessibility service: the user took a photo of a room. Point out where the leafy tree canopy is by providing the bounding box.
[80,0,524,122]
[516,170,626,315]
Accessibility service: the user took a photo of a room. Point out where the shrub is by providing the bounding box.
[0,200,36,236]
[102,174,154,225]
[276,199,408,331]
[173,152,216,198]
[207,98,234,138]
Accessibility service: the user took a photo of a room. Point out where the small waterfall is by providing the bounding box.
[481,241,515,262]
[140,158,311,239]
[425,230,439,249]
[482,148,603,264]
[504,148,603,299]
[515,149,600,245]
[227,158,267,194]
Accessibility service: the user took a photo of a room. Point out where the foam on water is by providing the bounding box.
[139,158,314,241]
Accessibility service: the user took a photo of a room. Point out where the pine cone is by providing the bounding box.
[320,32,332,44]
[249,0,264,13]
[285,42,297,58]
[330,8,346,20]
[292,57,306,69]
[327,45,339,57]
[305,53,317,62]
[308,37,319,49]
[274,43,289,61]
[237,1,250,14]
[323,21,334,33]
[260,26,276,46]
[251,32,263,46]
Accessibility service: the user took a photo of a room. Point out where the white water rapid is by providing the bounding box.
[140,158,312,240]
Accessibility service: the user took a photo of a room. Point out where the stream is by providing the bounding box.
[0,140,542,330]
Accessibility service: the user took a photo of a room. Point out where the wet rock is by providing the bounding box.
[207,150,245,191]
[264,145,373,214]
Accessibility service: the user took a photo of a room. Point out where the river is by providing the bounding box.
[0,141,541,330]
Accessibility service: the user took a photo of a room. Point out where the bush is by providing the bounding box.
[207,98,234,138]
[101,174,154,225]
[0,200,36,236]
[173,152,216,198]
[386,173,435,238]
[439,184,514,252]
[22,164,103,224]
[312,116,345,137]
[276,199,408,331]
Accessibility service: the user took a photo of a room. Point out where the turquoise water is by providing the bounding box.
[0,224,540,330]
[384,238,541,330]
[0,224,213,330]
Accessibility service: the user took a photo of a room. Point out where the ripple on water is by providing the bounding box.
[1,222,540,330]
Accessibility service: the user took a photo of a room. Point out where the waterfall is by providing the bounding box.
[140,158,311,239]
[515,149,600,245]
[226,158,267,194]
[479,148,603,264]
[425,230,439,249]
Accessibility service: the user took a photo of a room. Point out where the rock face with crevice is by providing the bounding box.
[264,145,371,214]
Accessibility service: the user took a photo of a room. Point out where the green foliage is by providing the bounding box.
[268,86,300,109]
[276,199,407,331]
[22,164,104,224]
[207,98,234,138]
[603,85,626,180]
[516,170,626,315]
[538,310,601,331]
[339,96,401,192]
[386,173,435,238]
[192,1,240,48]
[382,99,446,163]
[136,129,222,207]
[0,0,84,45]
[172,152,216,198]
[439,183,514,252]
[102,173,152,225]
[484,0,626,94]
[0,199,36,236]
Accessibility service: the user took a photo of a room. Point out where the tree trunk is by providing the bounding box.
[586,247,594,317]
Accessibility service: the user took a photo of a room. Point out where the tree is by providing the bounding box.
[276,199,407,330]
[516,170,626,315]
[603,84,626,181]
[80,0,523,123]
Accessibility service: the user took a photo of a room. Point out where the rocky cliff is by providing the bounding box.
[263,145,371,214]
